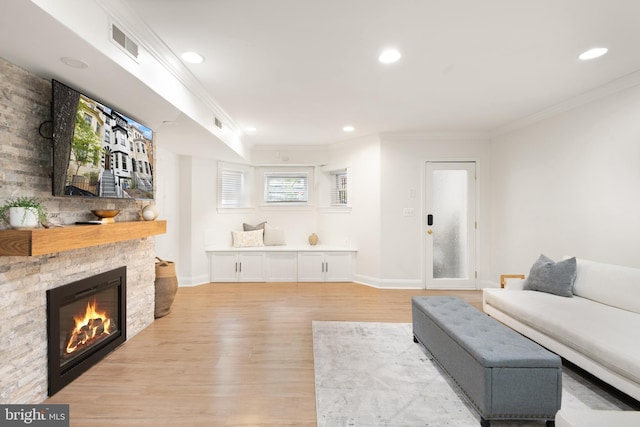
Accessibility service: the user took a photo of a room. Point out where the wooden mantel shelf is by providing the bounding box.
[0,220,166,256]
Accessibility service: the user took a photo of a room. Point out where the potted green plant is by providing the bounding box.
[0,197,47,229]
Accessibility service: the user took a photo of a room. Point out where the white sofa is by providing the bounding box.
[483,258,640,402]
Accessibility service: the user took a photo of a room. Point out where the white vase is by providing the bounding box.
[142,203,159,221]
[9,207,39,229]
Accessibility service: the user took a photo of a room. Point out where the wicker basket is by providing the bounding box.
[154,257,178,318]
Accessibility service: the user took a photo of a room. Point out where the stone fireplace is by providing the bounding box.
[0,57,160,404]
[0,241,156,404]
[47,267,127,396]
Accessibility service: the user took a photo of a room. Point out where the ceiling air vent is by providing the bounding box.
[214,117,223,129]
[111,23,139,60]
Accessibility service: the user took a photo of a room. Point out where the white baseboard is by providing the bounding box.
[177,274,210,287]
[354,275,493,290]
[354,274,424,289]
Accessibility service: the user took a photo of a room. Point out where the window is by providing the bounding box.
[218,162,253,209]
[264,172,309,204]
[331,169,348,206]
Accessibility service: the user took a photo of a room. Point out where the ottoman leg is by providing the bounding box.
[546,420,555,427]
[480,417,490,427]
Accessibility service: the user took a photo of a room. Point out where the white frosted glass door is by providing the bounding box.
[425,162,476,289]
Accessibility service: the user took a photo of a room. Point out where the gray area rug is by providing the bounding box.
[313,321,633,426]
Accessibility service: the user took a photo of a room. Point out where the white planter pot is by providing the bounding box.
[9,207,39,229]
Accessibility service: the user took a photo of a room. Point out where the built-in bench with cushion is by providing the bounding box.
[205,221,356,283]
[412,296,561,427]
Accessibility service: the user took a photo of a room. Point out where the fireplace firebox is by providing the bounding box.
[47,267,127,396]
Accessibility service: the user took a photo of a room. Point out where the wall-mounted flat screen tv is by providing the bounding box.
[51,79,154,200]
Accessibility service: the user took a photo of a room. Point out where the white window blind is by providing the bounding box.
[264,172,309,204]
[331,169,348,206]
[220,168,244,207]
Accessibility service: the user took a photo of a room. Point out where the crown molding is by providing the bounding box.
[493,69,640,137]
[379,131,491,142]
[94,0,240,137]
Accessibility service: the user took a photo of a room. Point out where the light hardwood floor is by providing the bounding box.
[46,282,482,426]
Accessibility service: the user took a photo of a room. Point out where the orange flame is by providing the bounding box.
[65,298,114,355]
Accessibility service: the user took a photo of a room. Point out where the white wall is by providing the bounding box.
[320,135,382,284]
[157,84,640,289]
[154,152,219,286]
[490,85,640,278]
[156,135,384,287]
[379,134,492,288]
[154,146,180,264]
[158,132,494,289]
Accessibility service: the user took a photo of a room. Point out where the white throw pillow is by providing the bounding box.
[263,223,286,246]
[232,229,265,248]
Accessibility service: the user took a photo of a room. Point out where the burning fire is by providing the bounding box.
[65,298,116,355]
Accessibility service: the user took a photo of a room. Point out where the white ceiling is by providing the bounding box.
[2,0,640,154]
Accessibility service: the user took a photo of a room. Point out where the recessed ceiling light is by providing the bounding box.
[181,51,204,64]
[60,57,89,69]
[378,49,401,64]
[579,47,608,60]
[343,126,355,132]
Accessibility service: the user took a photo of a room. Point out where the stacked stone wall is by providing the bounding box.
[0,56,156,403]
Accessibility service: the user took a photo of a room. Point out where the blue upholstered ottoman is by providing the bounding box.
[412,296,561,427]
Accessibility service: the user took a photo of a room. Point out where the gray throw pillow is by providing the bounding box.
[523,255,576,297]
[243,222,266,232]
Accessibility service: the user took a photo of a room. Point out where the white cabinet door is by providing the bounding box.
[297,252,324,282]
[266,252,298,282]
[237,252,266,282]
[209,249,354,283]
[210,252,265,282]
[297,252,354,282]
[324,252,354,282]
[210,252,239,282]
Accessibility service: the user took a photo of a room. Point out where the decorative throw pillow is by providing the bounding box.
[243,222,266,233]
[232,229,265,248]
[263,223,286,246]
[523,254,576,297]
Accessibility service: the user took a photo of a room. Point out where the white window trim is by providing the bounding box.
[217,161,254,211]
[258,166,314,208]
[317,167,352,213]
[330,168,349,207]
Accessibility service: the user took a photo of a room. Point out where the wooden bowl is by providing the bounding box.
[91,209,120,219]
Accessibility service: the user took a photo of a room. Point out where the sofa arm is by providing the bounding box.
[500,274,525,289]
